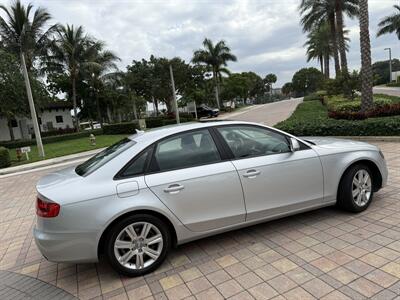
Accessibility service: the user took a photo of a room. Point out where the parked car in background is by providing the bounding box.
[195,104,219,118]
[34,121,387,277]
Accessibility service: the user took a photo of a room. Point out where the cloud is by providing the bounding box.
[3,0,399,85]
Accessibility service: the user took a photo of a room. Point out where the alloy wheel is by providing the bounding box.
[114,222,163,270]
[352,169,372,207]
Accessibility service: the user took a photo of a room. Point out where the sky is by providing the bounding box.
[7,0,400,86]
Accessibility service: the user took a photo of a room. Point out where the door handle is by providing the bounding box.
[164,184,184,194]
[243,169,261,178]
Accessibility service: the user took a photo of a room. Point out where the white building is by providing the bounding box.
[0,102,73,141]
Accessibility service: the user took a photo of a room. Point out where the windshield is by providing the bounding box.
[75,138,136,176]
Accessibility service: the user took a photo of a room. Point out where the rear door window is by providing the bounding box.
[151,129,221,172]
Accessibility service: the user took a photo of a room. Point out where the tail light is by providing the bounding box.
[36,197,60,218]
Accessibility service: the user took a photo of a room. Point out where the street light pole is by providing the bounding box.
[385,48,392,83]
[169,64,180,124]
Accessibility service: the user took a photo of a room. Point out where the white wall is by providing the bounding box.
[39,109,73,131]
[0,108,74,142]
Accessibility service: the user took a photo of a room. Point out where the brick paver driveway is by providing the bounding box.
[0,141,399,300]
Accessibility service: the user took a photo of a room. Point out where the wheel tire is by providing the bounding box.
[337,164,374,213]
[105,214,170,277]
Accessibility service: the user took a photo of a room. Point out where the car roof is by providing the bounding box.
[129,120,261,143]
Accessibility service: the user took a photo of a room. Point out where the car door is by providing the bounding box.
[144,128,246,232]
[215,125,324,222]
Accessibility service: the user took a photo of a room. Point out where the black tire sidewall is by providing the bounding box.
[339,164,374,212]
[105,214,170,277]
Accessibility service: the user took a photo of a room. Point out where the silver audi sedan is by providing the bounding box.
[34,121,388,276]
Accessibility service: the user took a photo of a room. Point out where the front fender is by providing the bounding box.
[318,150,387,202]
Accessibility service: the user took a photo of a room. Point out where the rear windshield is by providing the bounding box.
[75,138,136,176]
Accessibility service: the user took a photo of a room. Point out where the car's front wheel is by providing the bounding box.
[337,164,374,212]
[105,214,170,276]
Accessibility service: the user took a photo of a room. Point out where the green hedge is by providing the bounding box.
[324,95,398,113]
[275,100,400,136]
[0,147,11,168]
[146,116,194,128]
[103,122,140,135]
[0,129,103,149]
[303,93,323,101]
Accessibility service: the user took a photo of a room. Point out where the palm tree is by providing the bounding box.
[305,21,350,78]
[264,74,277,99]
[377,5,400,39]
[48,24,100,130]
[0,0,54,157]
[87,48,120,127]
[335,0,358,74]
[192,38,237,108]
[300,0,357,77]
[359,0,373,112]
[304,22,332,77]
[300,0,341,76]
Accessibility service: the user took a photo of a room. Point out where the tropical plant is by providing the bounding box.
[192,38,237,108]
[86,47,120,126]
[300,0,340,75]
[48,24,101,130]
[282,82,293,96]
[300,0,358,76]
[377,5,400,39]
[359,0,373,112]
[0,0,55,156]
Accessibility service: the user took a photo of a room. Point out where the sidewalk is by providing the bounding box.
[0,147,104,176]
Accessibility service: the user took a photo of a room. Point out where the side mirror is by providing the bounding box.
[290,138,300,152]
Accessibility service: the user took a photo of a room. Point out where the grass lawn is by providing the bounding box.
[9,134,127,167]
[275,100,400,136]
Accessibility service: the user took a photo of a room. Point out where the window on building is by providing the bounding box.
[10,119,18,128]
[55,115,63,123]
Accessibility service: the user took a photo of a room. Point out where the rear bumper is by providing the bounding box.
[33,227,99,263]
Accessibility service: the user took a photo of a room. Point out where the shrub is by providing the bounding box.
[103,122,140,135]
[275,100,400,136]
[146,116,194,128]
[303,93,323,101]
[0,129,103,149]
[0,147,11,168]
[40,127,76,137]
[325,95,396,113]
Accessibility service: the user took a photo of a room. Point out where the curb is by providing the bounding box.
[333,136,400,142]
[0,147,104,176]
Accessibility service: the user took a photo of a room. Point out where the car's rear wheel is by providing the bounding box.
[337,164,374,212]
[105,214,170,276]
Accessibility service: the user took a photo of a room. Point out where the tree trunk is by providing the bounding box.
[72,74,80,131]
[336,2,348,75]
[359,0,373,112]
[107,105,113,123]
[7,118,15,141]
[20,52,45,157]
[319,56,324,74]
[324,54,330,79]
[329,12,341,77]
[213,69,221,109]
[117,110,122,123]
[132,98,138,120]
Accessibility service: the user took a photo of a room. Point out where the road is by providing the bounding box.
[373,86,400,97]
[219,97,303,126]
